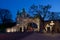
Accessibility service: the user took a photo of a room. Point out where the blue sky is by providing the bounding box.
[0,0,60,21]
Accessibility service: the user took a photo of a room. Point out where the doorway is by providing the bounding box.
[47,27,50,33]
[20,27,22,32]
[27,22,38,32]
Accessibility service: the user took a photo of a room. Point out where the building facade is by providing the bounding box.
[44,20,60,33]
[6,9,60,33]
[16,8,40,32]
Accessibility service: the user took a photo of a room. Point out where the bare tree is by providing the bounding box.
[29,4,51,32]
[49,12,60,20]
[41,4,51,19]
[0,9,12,24]
[29,4,51,19]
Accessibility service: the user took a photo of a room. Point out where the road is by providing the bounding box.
[0,32,60,40]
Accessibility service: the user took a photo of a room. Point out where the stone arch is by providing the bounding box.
[27,22,38,28]
[27,22,38,32]
[26,19,39,32]
[16,18,40,32]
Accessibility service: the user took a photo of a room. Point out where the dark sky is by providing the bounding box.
[0,0,60,21]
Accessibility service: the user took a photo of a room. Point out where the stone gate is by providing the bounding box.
[16,18,40,32]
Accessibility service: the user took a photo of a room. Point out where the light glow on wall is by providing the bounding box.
[6,28,17,32]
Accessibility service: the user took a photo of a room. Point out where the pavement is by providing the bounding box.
[0,32,60,40]
[21,33,60,40]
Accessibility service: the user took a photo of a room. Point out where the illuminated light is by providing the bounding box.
[6,28,17,32]
[11,28,14,32]
[6,28,11,32]
[10,28,17,32]
[50,21,54,26]
[46,24,50,27]
[13,28,16,32]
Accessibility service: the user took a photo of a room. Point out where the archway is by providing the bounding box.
[27,22,38,32]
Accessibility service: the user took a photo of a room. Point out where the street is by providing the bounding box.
[0,32,60,40]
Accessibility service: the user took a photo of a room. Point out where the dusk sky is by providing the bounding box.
[0,0,60,21]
